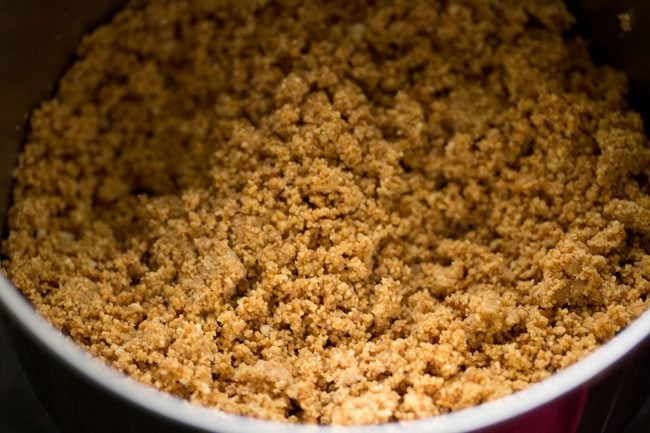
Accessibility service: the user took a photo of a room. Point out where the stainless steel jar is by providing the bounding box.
[1,1,649,432]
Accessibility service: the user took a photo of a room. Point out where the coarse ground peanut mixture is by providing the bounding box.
[3,0,650,425]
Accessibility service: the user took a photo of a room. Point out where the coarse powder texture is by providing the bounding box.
[3,0,650,425]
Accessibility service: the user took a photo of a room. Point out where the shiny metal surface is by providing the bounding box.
[0,2,649,433]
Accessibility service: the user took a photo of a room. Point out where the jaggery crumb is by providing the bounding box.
[3,0,650,425]
[618,12,632,33]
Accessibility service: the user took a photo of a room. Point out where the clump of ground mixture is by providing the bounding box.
[3,0,650,425]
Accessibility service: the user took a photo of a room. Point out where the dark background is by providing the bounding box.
[0,319,59,433]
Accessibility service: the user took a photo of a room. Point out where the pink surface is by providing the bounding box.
[485,387,588,433]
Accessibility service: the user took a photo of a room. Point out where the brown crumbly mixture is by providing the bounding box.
[3,0,650,425]
[618,12,632,33]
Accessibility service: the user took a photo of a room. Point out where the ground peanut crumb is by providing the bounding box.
[3,0,650,425]
[618,12,632,33]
